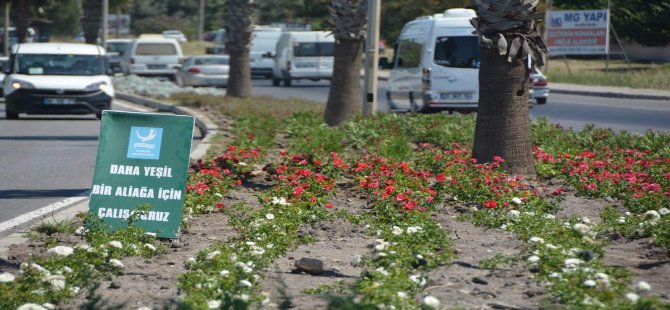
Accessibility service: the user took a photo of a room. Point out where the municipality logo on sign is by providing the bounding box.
[127,126,163,160]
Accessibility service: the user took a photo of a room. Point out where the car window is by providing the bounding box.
[135,43,178,56]
[194,58,229,65]
[294,42,334,57]
[433,36,480,68]
[107,42,129,53]
[16,54,104,76]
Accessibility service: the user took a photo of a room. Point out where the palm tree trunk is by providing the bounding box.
[472,47,536,179]
[12,1,30,43]
[226,49,252,98]
[81,0,101,44]
[325,38,364,126]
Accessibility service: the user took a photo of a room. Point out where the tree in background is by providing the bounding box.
[223,0,254,98]
[470,0,547,179]
[256,0,330,30]
[554,0,670,47]
[81,0,101,44]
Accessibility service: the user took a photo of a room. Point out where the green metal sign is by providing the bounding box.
[89,111,195,238]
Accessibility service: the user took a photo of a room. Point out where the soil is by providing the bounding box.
[2,111,669,310]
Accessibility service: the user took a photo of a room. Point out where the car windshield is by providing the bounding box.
[16,54,104,76]
[106,42,129,53]
[433,36,480,68]
[294,42,334,57]
[194,57,228,65]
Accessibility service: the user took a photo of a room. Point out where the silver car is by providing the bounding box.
[529,68,549,104]
[175,55,229,87]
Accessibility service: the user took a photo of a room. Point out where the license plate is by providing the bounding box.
[148,64,167,69]
[440,93,472,100]
[44,98,77,105]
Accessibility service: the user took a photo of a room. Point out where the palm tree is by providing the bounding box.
[81,0,102,44]
[324,0,367,126]
[10,0,30,43]
[470,0,547,179]
[223,0,254,98]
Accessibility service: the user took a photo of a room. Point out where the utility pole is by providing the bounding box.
[102,0,108,49]
[198,0,205,41]
[4,1,10,56]
[543,0,551,72]
[362,0,381,117]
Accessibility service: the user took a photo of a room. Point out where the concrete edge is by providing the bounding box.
[0,94,219,259]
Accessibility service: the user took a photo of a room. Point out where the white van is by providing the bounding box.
[272,31,334,87]
[3,43,114,119]
[387,8,480,113]
[250,27,282,79]
[120,38,183,79]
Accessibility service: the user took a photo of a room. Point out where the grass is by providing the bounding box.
[544,58,670,90]
[180,40,214,56]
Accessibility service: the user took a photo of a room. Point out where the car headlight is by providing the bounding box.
[85,81,108,92]
[11,79,35,90]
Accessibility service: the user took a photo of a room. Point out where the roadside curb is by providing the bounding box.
[0,94,218,259]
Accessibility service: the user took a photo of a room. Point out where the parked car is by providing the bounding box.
[105,38,132,74]
[273,31,335,87]
[162,30,187,42]
[0,56,8,97]
[529,68,549,104]
[175,55,229,87]
[120,38,183,80]
[3,43,114,119]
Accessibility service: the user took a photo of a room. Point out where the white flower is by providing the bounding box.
[108,241,123,249]
[16,304,48,310]
[144,232,157,237]
[0,272,16,283]
[46,246,74,257]
[271,197,290,206]
[62,266,73,274]
[207,300,222,309]
[564,258,583,270]
[506,210,520,220]
[219,270,230,277]
[644,210,661,220]
[548,272,560,278]
[251,247,265,256]
[409,274,426,286]
[391,226,403,235]
[143,244,156,252]
[422,295,441,308]
[406,226,422,234]
[397,291,407,298]
[637,281,652,291]
[265,213,275,220]
[527,255,540,263]
[108,259,124,269]
[49,278,66,290]
[243,266,253,273]
[373,239,389,251]
[240,279,253,287]
[238,294,250,302]
[511,197,523,205]
[546,244,558,250]
[573,223,591,234]
[75,226,87,236]
[238,162,248,166]
[529,236,544,244]
[245,241,256,246]
[659,208,670,216]
[544,214,556,220]
[581,216,592,224]
[375,267,389,277]
[618,217,626,224]
[206,251,221,260]
[626,293,640,303]
[583,279,596,287]
[41,304,55,310]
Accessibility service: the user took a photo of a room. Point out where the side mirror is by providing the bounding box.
[262,51,275,58]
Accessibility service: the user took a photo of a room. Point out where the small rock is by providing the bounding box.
[490,302,522,310]
[472,277,488,285]
[109,281,121,289]
[294,258,324,275]
[525,288,545,297]
[167,261,176,266]
[170,240,182,248]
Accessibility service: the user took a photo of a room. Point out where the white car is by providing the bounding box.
[529,68,549,104]
[162,30,187,42]
[176,55,229,87]
[0,56,8,97]
[120,38,184,80]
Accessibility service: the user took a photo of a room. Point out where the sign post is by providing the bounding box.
[89,111,195,239]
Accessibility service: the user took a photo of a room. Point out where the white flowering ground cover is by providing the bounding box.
[1,95,669,309]
[113,75,226,98]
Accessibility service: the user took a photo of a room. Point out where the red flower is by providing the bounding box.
[216,202,224,209]
[484,200,498,209]
[324,203,334,209]
[435,173,446,182]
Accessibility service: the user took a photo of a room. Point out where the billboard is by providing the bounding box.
[89,111,195,238]
[546,10,610,55]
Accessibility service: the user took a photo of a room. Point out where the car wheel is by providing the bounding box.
[536,97,547,104]
[5,109,18,120]
[282,71,291,87]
